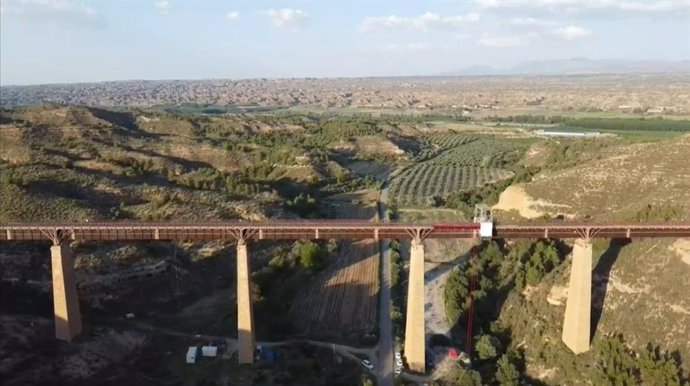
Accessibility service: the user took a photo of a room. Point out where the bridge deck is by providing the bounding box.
[1,221,689,242]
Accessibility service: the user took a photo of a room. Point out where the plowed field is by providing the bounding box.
[290,194,379,334]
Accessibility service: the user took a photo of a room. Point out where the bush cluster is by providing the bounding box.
[444,240,562,329]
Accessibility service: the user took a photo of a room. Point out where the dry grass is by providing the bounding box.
[0,105,281,222]
[489,135,690,380]
[586,239,689,360]
[355,135,405,156]
[502,135,690,221]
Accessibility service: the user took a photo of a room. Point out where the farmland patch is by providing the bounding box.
[389,166,513,206]
[390,136,528,206]
[289,198,379,342]
[345,161,392,180]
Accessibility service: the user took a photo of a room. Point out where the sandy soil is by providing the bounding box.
[492,185,570,219]
[423,239,472,338]
[546,285,568,306]
[425,261,451,336]
[355,136,405,156]
[669,239,690,266]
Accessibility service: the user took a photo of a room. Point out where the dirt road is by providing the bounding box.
[376,182,395,386]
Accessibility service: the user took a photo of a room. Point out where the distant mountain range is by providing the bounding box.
[445,58,690,76]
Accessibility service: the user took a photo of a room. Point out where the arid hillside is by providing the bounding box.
[2,74,690,114]
[1,104,689,385]
[0,106,293,222]
[0,105,403,385]
[487,134,690,383]
[494,135,690,221]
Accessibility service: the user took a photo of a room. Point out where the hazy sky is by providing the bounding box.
[1,0,689,84]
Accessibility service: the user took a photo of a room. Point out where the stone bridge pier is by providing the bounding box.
[562,238,593,354]
[27,223,666,366]
[236,240,255,364]
[43,226,260,366]
[404,237,426,373]
[233,228,258,364]
[403,227,435,374]
[51,242,82,341]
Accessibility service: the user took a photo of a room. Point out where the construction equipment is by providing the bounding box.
[473,204,494,238]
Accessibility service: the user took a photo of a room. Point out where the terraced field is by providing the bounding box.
[390,136,526,206]
[425,132,476,149]
[413,133,477,161]
[431,138,527,167]
[389,166,513,206]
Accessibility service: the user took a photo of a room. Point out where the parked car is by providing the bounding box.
[394,351,403,367]
[361,359,374,370]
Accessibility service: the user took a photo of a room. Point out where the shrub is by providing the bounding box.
[286,193,317,217]
[150,192,171,210]
[591,335,684,386]
[633,203,685,222]
[443,367,482,386]
[298,241,326,272]
[475,334,498,360]
[390,304,403,324]
[445,263,471,326]
[390,249,401,287]
[495,354,520,386]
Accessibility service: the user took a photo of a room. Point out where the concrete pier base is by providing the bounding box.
[51,243,82,341]
[404,239,426,373]
[562,238,593,354]
[236,242,255,364]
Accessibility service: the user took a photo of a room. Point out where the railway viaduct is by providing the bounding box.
[1,221,689,373]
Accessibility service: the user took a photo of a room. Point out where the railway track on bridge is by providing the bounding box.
[1,220,689,371]
[2,221,690,243]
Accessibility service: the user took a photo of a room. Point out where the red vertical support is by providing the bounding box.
[465,240,479,355]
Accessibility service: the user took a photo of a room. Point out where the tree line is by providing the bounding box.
[487,115,690,132]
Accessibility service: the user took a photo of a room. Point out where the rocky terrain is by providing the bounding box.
[2,74,690,114]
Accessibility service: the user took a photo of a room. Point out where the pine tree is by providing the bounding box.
[495,354,520,386]
[475,334,498,360]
